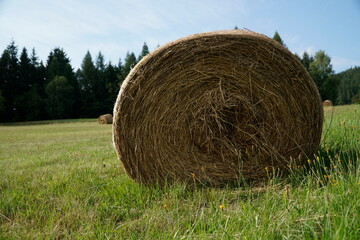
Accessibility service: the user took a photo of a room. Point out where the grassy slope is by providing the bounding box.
[0,105,359,239]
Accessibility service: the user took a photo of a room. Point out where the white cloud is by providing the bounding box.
[332,56,360,73]
[303,46,316,56]
[10,0,360,74]
[293,46,316,58]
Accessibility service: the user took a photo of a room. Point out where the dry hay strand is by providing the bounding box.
[113,30,324,186]
[98,114,113,124]
[323,100,333,106]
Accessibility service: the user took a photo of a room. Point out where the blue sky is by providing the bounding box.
[1,0,359,73]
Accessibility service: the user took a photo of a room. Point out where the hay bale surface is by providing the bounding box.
[98,114,113,124]
[323,100,333,106]
[113,30,323,185]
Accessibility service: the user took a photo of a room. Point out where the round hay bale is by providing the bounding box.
[98,114,113,124]
[113,30,323,185]
[323,100,333,106]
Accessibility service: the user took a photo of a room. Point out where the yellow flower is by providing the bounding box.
[163,204,167,209]
[324,175,327,178]
[307,159,311,164]
[265,167,269,171]
[219,204,225,210]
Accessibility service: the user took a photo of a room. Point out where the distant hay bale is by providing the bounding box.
[323,100,333,106]
[98,114,113,124]
[113,30,324,185]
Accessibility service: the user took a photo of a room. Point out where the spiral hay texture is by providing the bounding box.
[98,114,113,124]
[113,30,323,185]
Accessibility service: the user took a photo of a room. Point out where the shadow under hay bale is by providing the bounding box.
[113,30,324,186]
[98,114,113,124]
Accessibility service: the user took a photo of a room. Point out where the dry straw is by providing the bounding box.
[98,114,113,124]
[323,100,333,106]
[113,30,324,185]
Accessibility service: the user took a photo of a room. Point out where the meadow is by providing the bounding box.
[0,105,359,239]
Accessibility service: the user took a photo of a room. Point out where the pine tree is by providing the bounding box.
[46,48,76,84]
[46,48,79,118]
[0,90,5,117]
[77,51,97,116]
[137,42,150,62]
[116,58,124,90]
[117,58,124,80]
[25,85,44,120]
[0,40,19,121]
[45,76,75,119]
[79,51,96,93]
[104,62,120,112]
[19,48,31,90]
[27,49,47,120]
[336,67,360,104]
[30,48,39,67]
[95,51,106,72]
[15,47,32,121]
[35,61,47,101]
[94,51,108,115]
[29,48,46,93]
[123,52,137,79]
[272,31,286,47]
[300,51,314,72]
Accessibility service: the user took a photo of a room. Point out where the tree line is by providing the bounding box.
[0,41,149,122]
[1,32,359,122]
[273,31,360,105]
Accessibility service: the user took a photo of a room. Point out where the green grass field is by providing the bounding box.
[1,105,359,239]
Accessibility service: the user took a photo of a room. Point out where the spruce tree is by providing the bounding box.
[94,51,108,115]
[104,62,120,112]
[0,90,5,117]
[0,40,19,121]
[45,76,75,119]
[19,48,31,90]
[15,47,32,121]
[116,58,124,90]
[301,51,314,72]
[46,48,79,118]
[78,51,97,116]
[28,50,47,120]
[336,67,360,104]
[272,31,286,47]
[123,52,136,79]
[79,51,96,93]
[46,48,76,85]
[137,42,150,62]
